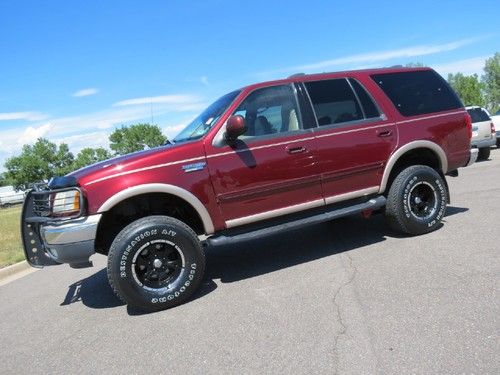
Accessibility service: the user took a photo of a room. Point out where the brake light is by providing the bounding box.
[491,122,496,134]
[465,114,472,139]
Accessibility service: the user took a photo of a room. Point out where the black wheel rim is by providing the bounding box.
[407,181,438,220]
[132,241,183,290]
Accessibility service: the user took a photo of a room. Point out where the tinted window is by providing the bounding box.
[467,108,491,123]
[232,85,302,138]
[349,78,380,118]
[371,70,462,116]
[305,79,363,126]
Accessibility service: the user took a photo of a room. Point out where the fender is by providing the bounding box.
[97,183,215,234]
[379,140,448,193]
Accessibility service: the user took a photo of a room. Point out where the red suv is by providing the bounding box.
[22,67,476,311]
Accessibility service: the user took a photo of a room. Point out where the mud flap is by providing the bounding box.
[21,191,61,268]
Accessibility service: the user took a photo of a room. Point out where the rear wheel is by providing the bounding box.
[385,165,447,235]
[478,147,490,160]
[107,216,205,311]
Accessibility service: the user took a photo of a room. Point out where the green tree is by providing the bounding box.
[72,147,112,170]
[109,123,166,155]
[482,52,500,113]
[0,173,14,187]
[4,138,74,189]
[447,73,486,107]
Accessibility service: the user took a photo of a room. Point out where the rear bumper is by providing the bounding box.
[471,137,496,148]
[466,148,479,167]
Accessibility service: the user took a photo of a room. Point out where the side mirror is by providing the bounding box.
[225,115,246,142]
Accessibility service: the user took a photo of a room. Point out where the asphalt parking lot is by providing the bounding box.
[1,149,499,374]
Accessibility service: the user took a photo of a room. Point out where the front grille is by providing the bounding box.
[32,191,51,217]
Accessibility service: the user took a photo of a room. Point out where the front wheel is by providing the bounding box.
[385,165,448,235]
[107,216,205,311]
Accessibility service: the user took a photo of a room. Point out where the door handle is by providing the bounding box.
[377,129,393,138]
[286,146,307,154]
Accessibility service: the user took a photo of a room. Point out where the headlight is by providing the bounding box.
[51,189,81,216]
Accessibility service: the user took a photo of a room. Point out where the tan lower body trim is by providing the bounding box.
[225,199,325,228]
[225,186,380,228]
[324,186,380,205]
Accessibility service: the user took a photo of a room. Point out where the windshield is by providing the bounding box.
[173,90,241,142]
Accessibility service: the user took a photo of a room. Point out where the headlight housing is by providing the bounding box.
[51,190,82,217]
[32,187,84,220]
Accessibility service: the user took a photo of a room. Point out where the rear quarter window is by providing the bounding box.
[371,70,462,117]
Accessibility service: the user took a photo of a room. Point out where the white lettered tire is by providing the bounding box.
[385,165,448,235]
[107,216,205,311]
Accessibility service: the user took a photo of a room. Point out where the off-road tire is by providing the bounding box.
[107,215,205,311]
[478,147,490,161]
[385,165,448,235]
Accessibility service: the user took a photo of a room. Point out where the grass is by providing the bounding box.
[0,205,24,268]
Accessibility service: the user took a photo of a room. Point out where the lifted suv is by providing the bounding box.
[22,67,476,311]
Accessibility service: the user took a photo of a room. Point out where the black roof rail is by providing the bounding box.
[288,73,306,78]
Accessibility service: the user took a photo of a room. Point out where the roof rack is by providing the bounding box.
[287,73,306,78]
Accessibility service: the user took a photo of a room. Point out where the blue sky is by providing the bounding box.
[0,0,498,170]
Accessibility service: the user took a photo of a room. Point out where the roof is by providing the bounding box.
[241,66,434,92]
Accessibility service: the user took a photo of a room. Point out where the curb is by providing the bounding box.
[0,260,32,282]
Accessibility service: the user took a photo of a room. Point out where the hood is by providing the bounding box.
[68,144,181,185]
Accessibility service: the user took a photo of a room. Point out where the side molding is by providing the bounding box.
[379,140,448,194]
[97,183,215,234]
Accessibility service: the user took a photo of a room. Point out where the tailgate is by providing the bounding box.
[472,120,493,141]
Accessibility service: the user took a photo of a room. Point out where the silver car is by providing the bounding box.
[466,106,496,160]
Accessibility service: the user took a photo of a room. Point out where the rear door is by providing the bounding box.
[205,84,323,228]
[302,78,397,203]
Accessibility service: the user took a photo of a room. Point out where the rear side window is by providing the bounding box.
[467,108,491,123]
[371,70,462,117]
[348,78,380,118]
[305,79,363,126]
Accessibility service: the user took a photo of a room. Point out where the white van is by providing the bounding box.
[0,186,26,207]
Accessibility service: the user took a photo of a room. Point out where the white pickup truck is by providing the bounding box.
[0,186,26,207]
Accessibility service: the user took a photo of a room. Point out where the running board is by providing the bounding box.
[207,195,386,247]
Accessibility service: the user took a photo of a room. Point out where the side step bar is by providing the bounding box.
[207,195,386,247]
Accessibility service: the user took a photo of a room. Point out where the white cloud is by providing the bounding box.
[0,91,206,169]
[200,76,209,86]
[264,36,483,75]
[113,94,200,107]
[17,123,54,144]
[0,111,48,121]
[72,88,99,97]
[433,56,488,77]
[53,131,110,154]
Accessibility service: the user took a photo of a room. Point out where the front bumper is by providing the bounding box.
[21,190,99,268]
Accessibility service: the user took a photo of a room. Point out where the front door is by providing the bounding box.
[205,84,323,228]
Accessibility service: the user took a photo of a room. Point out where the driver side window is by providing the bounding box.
[232,85,303,139]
